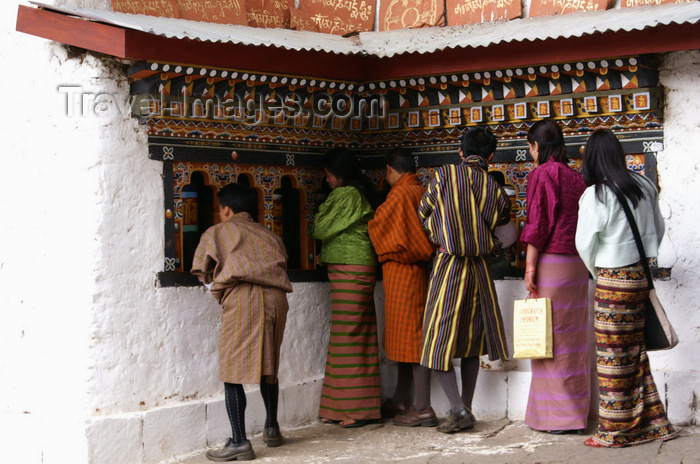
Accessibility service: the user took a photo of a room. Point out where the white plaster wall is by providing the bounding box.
[654,49,700,426]
[1,1,106,462]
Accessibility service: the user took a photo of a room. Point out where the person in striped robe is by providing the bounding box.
[419,127,512,433]
[313,148,381,428]
[192,183,293,461]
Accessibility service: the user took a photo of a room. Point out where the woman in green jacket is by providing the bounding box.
[314,148,380,428]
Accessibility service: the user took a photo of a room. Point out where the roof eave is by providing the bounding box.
[16,4,700,81]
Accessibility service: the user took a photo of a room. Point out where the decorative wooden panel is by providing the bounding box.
[133,55,666,285]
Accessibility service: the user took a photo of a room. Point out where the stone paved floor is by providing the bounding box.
[174,419,700,464]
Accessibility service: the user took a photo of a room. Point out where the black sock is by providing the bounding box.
[460,356,479,410]
[224,383,247,444]
[260,377,279,429]
[412,364,432,411]
[392,362,414,404]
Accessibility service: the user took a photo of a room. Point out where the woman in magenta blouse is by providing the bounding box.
[519,119,591,435]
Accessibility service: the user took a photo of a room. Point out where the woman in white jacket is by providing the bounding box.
[575,129,677,448]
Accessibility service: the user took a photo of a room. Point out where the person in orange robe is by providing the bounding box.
[368,148,437,426]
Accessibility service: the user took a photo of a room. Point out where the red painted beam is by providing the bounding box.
[122,30,367,80]
[15,5,367,80]
[363,23,700,79]
[16,5,700,81]
[16,5,128,58]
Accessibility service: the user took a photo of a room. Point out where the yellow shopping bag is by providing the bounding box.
[512,293,553,359]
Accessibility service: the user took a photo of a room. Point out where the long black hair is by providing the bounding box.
[527,119,569,164]
[582,129,645,208]
[324,148,379,209]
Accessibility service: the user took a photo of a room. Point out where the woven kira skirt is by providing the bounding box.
[319,264,381,421]
[590,263,677,447]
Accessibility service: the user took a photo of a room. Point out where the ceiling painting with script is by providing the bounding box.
[446,0,521,26]
[296,0,376,35]
[247,0,291,28]
[290,8,321,31]
[112,0,180,17]
[621,0,694,7]
[379,0,444,31]
[529,0,613,16]
[177,0,247,25]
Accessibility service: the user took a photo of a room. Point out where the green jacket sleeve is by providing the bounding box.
[313,187,368,241]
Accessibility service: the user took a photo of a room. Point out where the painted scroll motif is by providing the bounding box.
[177,0,247,24]
[529,0,612,17]
[446,0,521,26]
[379,0,444,31]
[297,0,376,35]
[111,0,180,17]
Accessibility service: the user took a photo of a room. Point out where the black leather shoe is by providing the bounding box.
[437,407,474,434]
[262,426,283,447]
[206,439,255,461]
